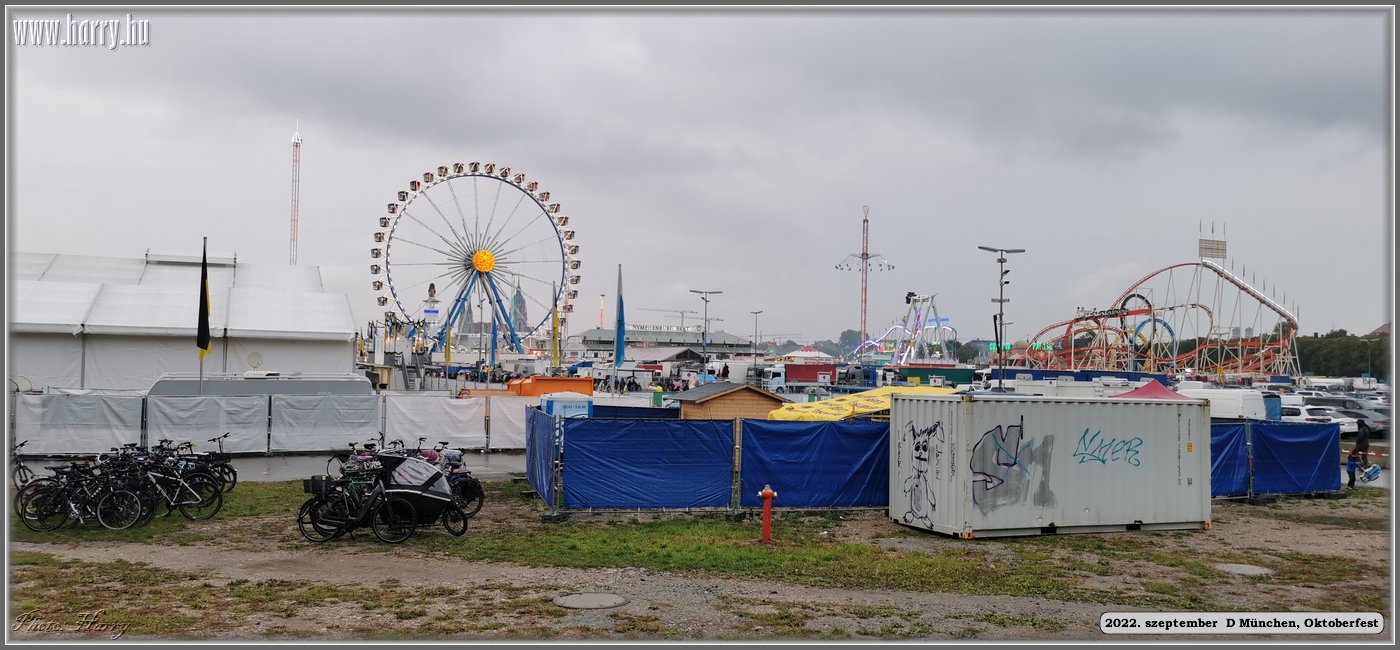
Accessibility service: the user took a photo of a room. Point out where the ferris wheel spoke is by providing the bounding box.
[483,192,532,251]
[492,225,560,261]
[400,208,470,259]
[482,181,505,246]
[419,191,469,249]
[387,234,464,262]
[444,178,472,245]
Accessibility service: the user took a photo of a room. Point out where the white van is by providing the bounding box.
[1175,388,1267,420]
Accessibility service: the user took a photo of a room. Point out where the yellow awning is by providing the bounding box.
[766,385,957,421]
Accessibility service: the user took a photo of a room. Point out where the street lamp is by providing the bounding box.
[750,310,763,383]
[1362,336,1374,379]
[978,245,1026,391]
[690,289,722,374]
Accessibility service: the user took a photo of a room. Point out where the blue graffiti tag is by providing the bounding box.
[1072,429,1143,466]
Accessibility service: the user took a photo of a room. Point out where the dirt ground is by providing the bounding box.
[8,486,1394,642]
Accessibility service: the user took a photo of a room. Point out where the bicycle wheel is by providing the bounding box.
[18,486,70,532]
[441,505,468,537]
[132,485,160,528]
[12,476,59,517]
[455,479,485,518]
[177,475,224,520]
[213,463,238,493]
[12,463,35,488]
[96,489,143,530]
[297,497,346,542]
[370,496,417,544]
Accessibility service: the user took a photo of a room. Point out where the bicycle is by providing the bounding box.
[298,461,417,544]
[17,460,143,531]
[10,440,35,488]
[131,455,224,524]
[437,444,484,518]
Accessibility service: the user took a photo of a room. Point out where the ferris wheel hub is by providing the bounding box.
[472,250,497,273]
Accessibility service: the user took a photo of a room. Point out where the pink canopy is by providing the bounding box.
[1114,380,1195,401]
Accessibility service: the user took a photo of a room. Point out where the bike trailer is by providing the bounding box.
[377,454,453,523]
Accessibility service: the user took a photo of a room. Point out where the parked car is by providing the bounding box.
[1330,408,1390,438]
[1308,407,1358,435]
[1280,405,1333,424]
[1304,395,1382,411]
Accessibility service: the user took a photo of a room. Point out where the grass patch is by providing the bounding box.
[974,613,1067,632]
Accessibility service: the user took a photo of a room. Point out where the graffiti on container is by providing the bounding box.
[970,415,1057,513]
[1072,429,1143,467]
[901,421,944,527]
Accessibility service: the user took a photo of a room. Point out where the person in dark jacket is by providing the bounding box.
[1346,453,1361,489]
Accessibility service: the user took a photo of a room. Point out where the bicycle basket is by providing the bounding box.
[302,474,333,496]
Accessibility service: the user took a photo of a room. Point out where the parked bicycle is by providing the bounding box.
[435,443,485,519]
[17,458,144,531]
[11,440,35,489]
[297,457,418,544]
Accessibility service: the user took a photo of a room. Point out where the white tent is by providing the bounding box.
[778,346,836,363]
[9,251,356,391]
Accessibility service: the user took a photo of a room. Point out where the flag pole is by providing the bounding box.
[197,236,210,395]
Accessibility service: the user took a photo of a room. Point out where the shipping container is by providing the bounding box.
[889,393,1211,538]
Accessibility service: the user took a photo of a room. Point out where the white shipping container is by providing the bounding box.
[889,393,1211,538]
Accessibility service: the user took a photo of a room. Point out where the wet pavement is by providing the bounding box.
[228,450,527,483]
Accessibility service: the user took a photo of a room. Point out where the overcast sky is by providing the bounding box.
[8,8,1392,348]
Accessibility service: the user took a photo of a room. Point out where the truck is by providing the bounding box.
[762,363,837,393]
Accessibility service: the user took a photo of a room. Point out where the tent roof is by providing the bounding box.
[1112,380,1196,401]
[768,385,957,421]
[779,347,835,361]
[11,251,353,340]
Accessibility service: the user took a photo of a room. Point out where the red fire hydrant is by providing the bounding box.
[758,484,778,544]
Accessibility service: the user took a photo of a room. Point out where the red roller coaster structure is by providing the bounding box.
[1020,260,1300,380]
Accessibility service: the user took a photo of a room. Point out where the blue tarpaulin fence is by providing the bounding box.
[1208,419,1339,497]
[1210,422,1250,497]
[524,408,890,511]
[525,407,556,508]
[561,419,733,509]
[1249,420,1341,495]
[739,420,888,508]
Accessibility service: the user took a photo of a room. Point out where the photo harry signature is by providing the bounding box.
[12,609,129,639]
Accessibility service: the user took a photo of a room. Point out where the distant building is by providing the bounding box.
[564,326,752,361]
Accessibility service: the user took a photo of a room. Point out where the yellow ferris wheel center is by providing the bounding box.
[472,250,497,273]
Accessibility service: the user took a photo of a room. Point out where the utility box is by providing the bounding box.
[541,391,593,419]
[889,393,1211,538]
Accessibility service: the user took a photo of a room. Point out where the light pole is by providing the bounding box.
[978,245,1025,391]
[750,310,763,383]
[1362,336,1373,379]
[690,289,722,374]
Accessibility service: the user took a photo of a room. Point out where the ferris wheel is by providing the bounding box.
[371,162,579,353]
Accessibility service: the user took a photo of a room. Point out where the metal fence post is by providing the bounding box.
[1245,420,1255,500]
[730,418,743,516]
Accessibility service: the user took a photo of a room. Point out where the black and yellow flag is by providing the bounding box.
[197,238,211,360]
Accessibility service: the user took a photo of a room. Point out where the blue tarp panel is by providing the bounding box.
[739,420,889,508]
[1262,394,1281,421]
[1251,421,1341,495]
[1209,422,1250,497]
[592,405,680,420]
[561,419,733,509]
[525,408,555,508]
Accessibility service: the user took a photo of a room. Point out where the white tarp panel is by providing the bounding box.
[85,334,225,391]
[138,263,236,290]
[8,333,84,391]
[384,396,487,450]
[41,254,146,285]
[13,252,56,281]
[10,279,101,334]
[225,338,354,375]
[146,396,269,453]
[487,397,534,450]
[13,394,144,454]
[234,263,324,292]
[84,283,230,336]
[270,395,383,452]
[225,288,355,341]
